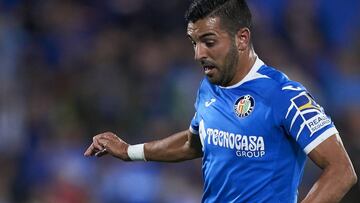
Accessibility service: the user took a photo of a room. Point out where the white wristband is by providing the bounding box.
[127,144,146,161]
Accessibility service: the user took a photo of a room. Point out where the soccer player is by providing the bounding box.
[84,0,357,202]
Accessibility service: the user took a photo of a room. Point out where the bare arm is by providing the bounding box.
[144,129,203,162]
[84,130,203,162]
[301,134,357,203]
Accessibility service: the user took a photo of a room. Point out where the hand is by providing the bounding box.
[84,132,131,161]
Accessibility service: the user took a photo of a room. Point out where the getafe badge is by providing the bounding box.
[234,95,255,117]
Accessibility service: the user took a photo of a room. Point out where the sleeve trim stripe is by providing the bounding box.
[304,127,338,154]
[295,122,306,141]
[189,126,199,134]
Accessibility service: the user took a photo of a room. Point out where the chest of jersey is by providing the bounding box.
[196,86,276,160]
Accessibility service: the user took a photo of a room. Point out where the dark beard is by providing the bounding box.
[218,43,239,86]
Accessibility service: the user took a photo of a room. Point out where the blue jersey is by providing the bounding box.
[189,57,338,203]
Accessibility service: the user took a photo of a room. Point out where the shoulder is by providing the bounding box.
[257,65,307,97]
[247,64,308,110]
[257,64,317,122]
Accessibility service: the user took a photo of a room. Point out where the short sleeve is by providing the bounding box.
[274,84,338,154]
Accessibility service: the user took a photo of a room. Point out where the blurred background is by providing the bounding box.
[0,0,359,202]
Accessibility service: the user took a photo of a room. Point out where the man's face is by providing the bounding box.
[187,17,239,86]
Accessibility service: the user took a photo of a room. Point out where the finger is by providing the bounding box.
[93,136,104,151]
[98,138,110,151]
[84,143,95,156]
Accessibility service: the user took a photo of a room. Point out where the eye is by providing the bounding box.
[204,40,215,48]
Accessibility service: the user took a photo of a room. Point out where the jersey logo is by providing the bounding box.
[234,95,255,118]
[205,127,266,158]
[205,98,216,107]
[282,85,302,91]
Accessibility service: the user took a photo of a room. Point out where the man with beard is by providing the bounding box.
[84,0,357,202]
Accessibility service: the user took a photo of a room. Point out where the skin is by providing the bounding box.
[84,16,357,202]
[84,130,202,162]
[302,134,357,203]
[186,17,256,86]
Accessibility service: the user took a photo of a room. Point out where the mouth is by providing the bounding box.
[203,65,216,75]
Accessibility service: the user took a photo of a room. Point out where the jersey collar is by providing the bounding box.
[219,56,266,89]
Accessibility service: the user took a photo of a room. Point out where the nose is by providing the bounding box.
[194,44,208,61]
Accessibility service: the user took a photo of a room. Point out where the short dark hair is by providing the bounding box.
[185,0,252,35]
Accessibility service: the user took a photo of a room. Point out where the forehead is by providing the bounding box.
[187,17,225,38]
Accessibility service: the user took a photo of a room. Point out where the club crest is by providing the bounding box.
[234,95,255,118]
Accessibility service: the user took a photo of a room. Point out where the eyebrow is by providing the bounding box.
[187,30,218,43]
[199,32,217,39]
[187,32,217,42]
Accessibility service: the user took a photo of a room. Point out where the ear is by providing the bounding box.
[235,27,251,51]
